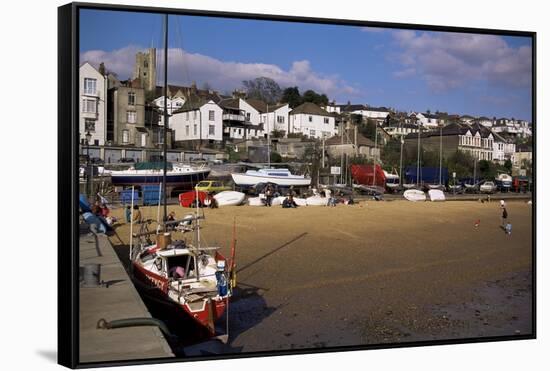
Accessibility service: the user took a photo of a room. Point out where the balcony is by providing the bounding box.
[223,113,245,122]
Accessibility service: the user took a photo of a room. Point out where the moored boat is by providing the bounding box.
[231,168,311,187]
[110,162,210,189]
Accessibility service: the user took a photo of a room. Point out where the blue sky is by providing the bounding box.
[80,9,533,121]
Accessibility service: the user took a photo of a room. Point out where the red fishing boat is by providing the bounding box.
[351,164,387,193]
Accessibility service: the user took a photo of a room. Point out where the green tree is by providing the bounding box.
[504,159,513,173]
[301,89,329,106]
[281,87,302,108]
[270,151,282,163]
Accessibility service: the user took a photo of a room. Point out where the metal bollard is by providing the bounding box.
[81,263,102,287]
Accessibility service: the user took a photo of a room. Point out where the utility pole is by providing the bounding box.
[266,102,270,168]
[373,122,377,186]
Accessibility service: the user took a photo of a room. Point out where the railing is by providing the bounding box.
[222,113,245,121]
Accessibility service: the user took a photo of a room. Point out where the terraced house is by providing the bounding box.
[404,122,494,161]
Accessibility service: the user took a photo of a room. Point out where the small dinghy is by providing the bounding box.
[213,191,245,206]
[404,189,426,202]
[293,197,307,206]
[271,196,286,206]
[248,197,265,206]
[428,189,445,202]
[306,196,329,206]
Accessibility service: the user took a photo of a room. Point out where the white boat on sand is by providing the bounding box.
[213,191,245,206]
[404,189,426,202]
[428,189,445,201]
[231,168,311,187]
[306,196,329,206]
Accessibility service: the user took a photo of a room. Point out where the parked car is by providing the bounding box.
[479,181,497,194]
[118,157,135,163]
[194,180,231,194]
[90,157,104,165]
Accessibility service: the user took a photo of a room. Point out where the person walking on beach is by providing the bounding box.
[264,184,273,207]
[501,206,508,229]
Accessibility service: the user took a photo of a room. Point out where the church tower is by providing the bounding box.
[133,48,156,92]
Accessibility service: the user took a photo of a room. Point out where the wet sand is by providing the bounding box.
[109,199,533,352]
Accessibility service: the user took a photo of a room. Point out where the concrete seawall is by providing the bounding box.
[79,230,174,363]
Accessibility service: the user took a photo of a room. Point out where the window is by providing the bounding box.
[185,126,189,136]
[209,125,215,136]
[127,111,136,124]
[128,92,136,106]
[277,115,285,123]
[209,110,215,121]
[310,129,316,137]
[186,112,189,121]
[246,112,251,121]
[193,111,197,120]
[82,99,96,113]
[84,119,95,132]
[309,116,313,122]
[141,133,147,147]
[84,78,96,95]
[324,117,329,124]
[193,124,197,136]
[122,130,129,143]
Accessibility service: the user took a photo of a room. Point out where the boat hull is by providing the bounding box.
[231,172,311,187]
[111,170,210,188]
[131,262,227,338]
[404,189,426,202]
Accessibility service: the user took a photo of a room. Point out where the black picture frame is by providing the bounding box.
[58,2,536,368]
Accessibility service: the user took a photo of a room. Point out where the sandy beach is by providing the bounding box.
[109,199,533,352]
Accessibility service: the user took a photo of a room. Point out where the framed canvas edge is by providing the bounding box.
[57,1,537,368]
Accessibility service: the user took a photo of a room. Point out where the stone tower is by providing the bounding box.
[133,48,156,92]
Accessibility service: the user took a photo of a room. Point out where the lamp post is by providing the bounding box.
[85,131,92,199]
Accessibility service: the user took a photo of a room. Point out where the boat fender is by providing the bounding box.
[154,257,163,271]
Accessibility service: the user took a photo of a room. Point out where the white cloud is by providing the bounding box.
[80,46,359,98]
[389,30,532,92]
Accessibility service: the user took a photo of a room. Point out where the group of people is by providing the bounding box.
[91,199,116,226]
[125,204,142,224]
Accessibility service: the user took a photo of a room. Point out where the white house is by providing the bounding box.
[171,99,223,142]
[218,98,265,140]
[415,112,446,128]
[258,103,291,136]
[477,116,495,127]
[152,96,186,126]
[492,131,516,164]
[79,62,107,145]
[289,102,336,139]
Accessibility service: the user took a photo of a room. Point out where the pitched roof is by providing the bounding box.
[172,95,210,113]
[218,98,241,110]
[245,98,269,113]
[365,106,391,113]
[154,84,222,103]
[290,102,333,117]
[325,129,376,147]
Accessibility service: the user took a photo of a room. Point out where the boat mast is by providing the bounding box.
[439,124,443,185]
[416,123,421,187]
[162,13,169,226]
[266,102,270,168]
